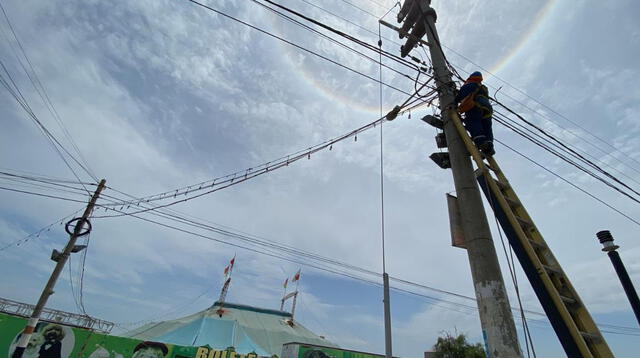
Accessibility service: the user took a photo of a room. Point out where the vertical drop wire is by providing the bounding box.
[379,21,393,358]
[378,26,386,275]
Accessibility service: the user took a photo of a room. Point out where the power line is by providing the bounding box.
[0,61,95,192]
[0,185,91,204]
[493,103,640,201]
[448,62,640,190]
[495,139,640,227]
[338,0,640,189]
[89,195,640,336]
[440,62,640,217]
[0,0,97,181]
[93,84,434,217]
[0,208,83,253]
[93,183,640,335]
[184,0,413,97]
[336,0,382,18]
[493,111,640,207]
[440,43,640,176]
[249,0,434,96]
[256,0,423,73]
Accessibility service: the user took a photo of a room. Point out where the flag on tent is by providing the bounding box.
[223,255,236,278]
[283,278,289,289]
[292,269,301,282]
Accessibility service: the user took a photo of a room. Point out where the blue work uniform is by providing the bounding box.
[455,82,494,147]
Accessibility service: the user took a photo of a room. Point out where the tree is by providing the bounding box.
[431,332,486,358]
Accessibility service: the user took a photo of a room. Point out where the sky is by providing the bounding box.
[1,0,640,357]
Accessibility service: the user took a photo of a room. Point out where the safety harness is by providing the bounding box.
[458,84,489,113]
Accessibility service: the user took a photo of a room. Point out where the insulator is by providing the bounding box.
[597,230,614,243]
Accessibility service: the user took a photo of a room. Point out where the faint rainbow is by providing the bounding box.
[488,0,558,74]
[268,5,393,114]
[272,0,557,114]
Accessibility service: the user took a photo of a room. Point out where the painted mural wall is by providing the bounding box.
[0,313,274,358]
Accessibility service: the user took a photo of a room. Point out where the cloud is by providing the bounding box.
[1,1,639,357]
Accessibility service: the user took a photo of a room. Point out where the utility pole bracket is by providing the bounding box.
[71,245,87,253]
[50,249,62,262]
[421,114,443,129]
[429,152,451,169]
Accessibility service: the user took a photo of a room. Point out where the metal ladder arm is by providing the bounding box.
[446,110,613,358]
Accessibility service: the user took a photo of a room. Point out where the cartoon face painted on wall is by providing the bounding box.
[39,324,66,358]
[9,322,75,358]
[132,341,169,358]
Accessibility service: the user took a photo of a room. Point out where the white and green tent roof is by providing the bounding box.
[124,302,335,356]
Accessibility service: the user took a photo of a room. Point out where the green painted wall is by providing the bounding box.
[0,312,272,358]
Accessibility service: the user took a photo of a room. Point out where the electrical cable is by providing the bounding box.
[493,111,640,206]
[184,0,413,97]
[93,201,640,336]
[492,103,640,201]
[450,67,640,192]
[337,0,382,18]
[347,0,640,190]
[440,43,640,176]
[1,1,638,343]
[485,190,536,357]
[0,61,95,193]
[0,185,92,204]
[90,186,640,336]
[93,83,434,218]
[495,139,640,227]
[297,0,404,49]
[0,208,84,253]
[257,0,420,73]
[0,169,95,185]
[68,253,83,314]
[377,20,387,275]
[250,0,429,88]
[0,1,97,181]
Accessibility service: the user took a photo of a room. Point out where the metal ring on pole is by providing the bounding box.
[65,218,92,237]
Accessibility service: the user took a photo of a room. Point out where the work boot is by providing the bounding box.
[479,141,495,157]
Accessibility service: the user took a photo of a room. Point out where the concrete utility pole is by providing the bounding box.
[12,179,106,358]
[382,272,393,358]
[396,1,523,356]
[596,230,640,326]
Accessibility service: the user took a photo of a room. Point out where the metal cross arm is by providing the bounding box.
[396,0,435,57]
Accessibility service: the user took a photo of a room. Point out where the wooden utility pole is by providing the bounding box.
[396,1,523,356]
[12,179,106,358]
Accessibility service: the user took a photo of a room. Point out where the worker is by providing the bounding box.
[455,71,495,156]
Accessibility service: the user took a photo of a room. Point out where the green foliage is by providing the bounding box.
[432,332,486,358]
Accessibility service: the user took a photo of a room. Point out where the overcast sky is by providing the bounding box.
[1,0,639,357]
